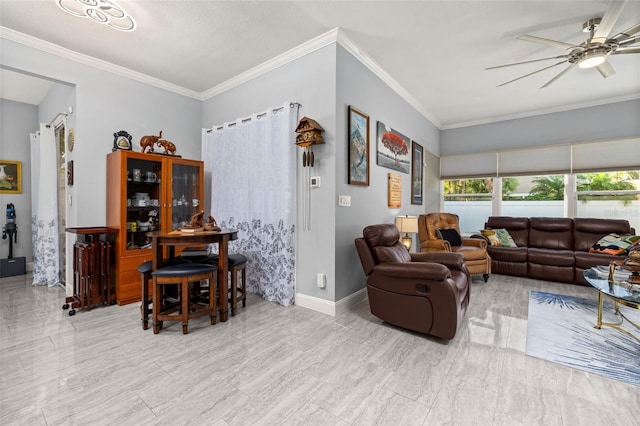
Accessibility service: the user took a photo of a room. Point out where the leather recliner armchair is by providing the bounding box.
[418,212,491,282]
[355,224,471,340]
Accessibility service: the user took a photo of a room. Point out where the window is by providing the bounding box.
[440,138,640,231]
[443,178,493,233]
[502,175,565,218]
[441,172,640,232]
[576,170,640,231]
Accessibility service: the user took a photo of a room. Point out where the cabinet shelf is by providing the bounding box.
[106,150,204,305]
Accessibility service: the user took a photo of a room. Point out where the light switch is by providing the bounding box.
[338,195,351,207]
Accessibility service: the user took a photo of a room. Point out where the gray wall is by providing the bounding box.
[1,39,202,283]
[334,45,440,300]
[202,43,442,304]
[0,99,38,261]
[1,39,203,229]
[441,99,640,155]
[202,44,338,303]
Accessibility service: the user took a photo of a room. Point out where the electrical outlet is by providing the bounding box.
[317,273,326,288]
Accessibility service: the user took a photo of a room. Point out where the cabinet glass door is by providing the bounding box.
[125,157,162,250]
[169,162,202,229]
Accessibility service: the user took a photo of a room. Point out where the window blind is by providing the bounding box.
[440,152,497,179]
[571,138,640,173]
[498,144,571,177]
[440,138,639,179]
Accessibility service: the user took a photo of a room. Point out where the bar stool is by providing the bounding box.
[139,258,182,330]
[204,253,247,316]
[151,263,217,334]
[227,254,247,316]
[178,250,248,316]
[138,260,153,330]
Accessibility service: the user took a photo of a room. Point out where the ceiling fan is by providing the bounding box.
[487,0,640,88]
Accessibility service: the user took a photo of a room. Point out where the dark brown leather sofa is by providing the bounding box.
[484,216,635,285]
[355,224,470,340]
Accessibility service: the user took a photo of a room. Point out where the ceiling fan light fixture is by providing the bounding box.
[578,50,606,69]
[56,0,136,31]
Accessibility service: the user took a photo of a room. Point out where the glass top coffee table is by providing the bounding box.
[583,268,640,342]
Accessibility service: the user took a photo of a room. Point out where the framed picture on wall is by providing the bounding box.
[0,160,22,194]
[376,121,410,174]
[348,106,370,186]
[411,141,423,205]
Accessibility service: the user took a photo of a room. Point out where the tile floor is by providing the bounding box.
[1,273,638,425]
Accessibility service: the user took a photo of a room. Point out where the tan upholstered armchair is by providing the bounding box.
[418,213,491,282]
[355,224,470,340]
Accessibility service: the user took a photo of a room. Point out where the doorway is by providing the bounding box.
[54,123,66,287]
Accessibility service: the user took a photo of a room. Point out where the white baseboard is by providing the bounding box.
[295,287,368,317]
[294,293,336,316]
[335,287,368,315]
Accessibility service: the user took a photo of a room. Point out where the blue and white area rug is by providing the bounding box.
[526,291,640,387]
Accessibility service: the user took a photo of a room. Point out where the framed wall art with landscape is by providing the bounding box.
[376,121,410,174]
[348,106,370,186]
[411,141,424,205]
[0,160,21,194]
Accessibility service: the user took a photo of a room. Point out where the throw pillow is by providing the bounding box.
[481,228,517,247]
[436,228,462,246]
[590,233,640,256]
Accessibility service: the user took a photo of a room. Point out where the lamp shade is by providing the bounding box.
[395,215,418,233]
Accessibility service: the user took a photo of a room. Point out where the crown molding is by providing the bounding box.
[200,27,443,129]
[335,29,442,129]
[2,25,442,127]
[0,26,202,100]
[200,28,340,100]
[441,92,640,130]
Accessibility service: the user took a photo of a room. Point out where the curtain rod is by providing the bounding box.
[46,112,68,128]
[206,102,301,133]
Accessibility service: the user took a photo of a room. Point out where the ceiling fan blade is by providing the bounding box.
[612,23,640,43]
[497,60,568,87]
[618,36,640,46]
[615,46,640,54]
[618,35,640,46]
[485,55,569,70]
[517,35,578,50]
[596,60,616,78]
[541,63,577,89]
[592,0,628,44]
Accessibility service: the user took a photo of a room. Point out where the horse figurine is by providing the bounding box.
[157,139,177,156]
[140,131,162,153]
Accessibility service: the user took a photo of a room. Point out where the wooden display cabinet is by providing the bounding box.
[106,150,204,305]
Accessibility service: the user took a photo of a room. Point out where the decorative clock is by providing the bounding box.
[113,130,133,151]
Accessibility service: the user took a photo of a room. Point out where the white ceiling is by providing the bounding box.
[1,0,639,129]
[0,68,55,105]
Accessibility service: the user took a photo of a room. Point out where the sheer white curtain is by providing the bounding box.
[30,124,60,287]
[202,102,298,306]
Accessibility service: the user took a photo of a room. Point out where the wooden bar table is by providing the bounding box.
[146,229,238,322]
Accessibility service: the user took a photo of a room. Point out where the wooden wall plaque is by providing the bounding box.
[388,173,402,208]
